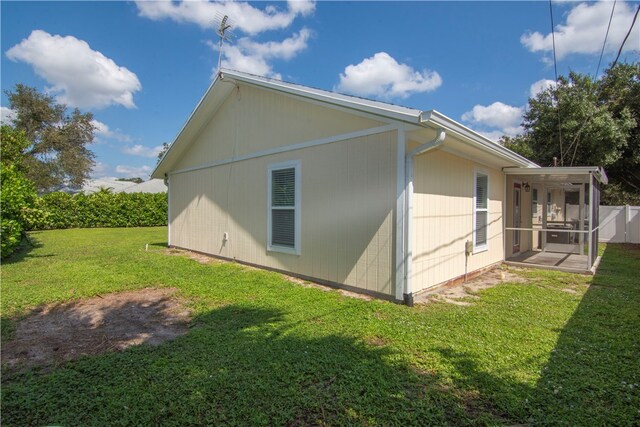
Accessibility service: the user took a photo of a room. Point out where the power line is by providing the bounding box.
[611,2,640,69]
[596,0,617,80]
[549,0,564,166]
[551,3,638,167]
[567,2,639,166]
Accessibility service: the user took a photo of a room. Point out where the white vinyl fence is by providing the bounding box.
[599,205,640,243]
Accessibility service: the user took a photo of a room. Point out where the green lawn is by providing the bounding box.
[1,227,639,426]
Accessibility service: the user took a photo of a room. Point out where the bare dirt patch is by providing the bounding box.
[165,248,374,301]
[416,267,526,305]
[364,335,390,347]
[2,288,190,371]
[165,247,221,265]
[290,276,373,301]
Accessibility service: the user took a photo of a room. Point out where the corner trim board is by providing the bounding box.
[167,175,171,247]
[395,127,406,301]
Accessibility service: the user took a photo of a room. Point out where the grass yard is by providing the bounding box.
[1,227,639,426]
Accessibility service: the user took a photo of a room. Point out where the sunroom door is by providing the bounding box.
[513,183,521,253]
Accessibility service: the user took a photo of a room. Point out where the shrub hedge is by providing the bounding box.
[1,188,167,258]
[36,191,168,230]
[0,165,45,258]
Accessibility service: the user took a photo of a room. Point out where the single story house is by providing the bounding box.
[64,178,167,194]
[152,69,606,305]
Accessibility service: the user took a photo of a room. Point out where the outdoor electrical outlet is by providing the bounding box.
[465,240,473,256]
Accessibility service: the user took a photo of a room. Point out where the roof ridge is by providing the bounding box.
[219,67,423,115]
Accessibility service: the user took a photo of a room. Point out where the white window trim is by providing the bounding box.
[473,169,489,253]
[267,160,301,255]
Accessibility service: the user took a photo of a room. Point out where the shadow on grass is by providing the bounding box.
[2,244,638,425]
[527,243,640,424]
[416,244,640,425]
[148,241,168,248]
[1,233,48,265]
[1,304,500,426]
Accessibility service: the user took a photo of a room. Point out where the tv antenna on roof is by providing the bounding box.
[214,13,234,74]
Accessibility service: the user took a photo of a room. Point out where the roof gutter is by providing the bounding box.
[402,128,446,306]
[503,166,608,184]
[420,110,539,168]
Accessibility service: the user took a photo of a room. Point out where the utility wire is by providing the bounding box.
[549,0,564,166]
[595,0,617,80]
[566,0,617,166]
[611,2,640,69]
[567,2,640,166]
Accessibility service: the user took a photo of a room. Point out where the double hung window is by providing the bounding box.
[267,161,301,254]
[474,172,489,251]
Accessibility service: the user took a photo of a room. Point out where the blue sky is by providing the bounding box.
[2,1,639,180]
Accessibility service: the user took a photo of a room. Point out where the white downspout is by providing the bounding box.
[403,128,446,305]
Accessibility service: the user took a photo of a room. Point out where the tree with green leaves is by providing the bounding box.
[156,142,170,165]
[502,63,639,205]
[598,63,640,204]
[116,177,144,184]
[5,84,96,192]
[0,126,48,257]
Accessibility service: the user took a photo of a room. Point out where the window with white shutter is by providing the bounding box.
[267,161,300,255]
[474,172,489,252]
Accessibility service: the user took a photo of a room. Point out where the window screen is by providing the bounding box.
[268,163,299,253]
[271,168,295,247]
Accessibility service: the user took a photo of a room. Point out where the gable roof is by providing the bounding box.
[152,69,537,178]
[122,179,167,193]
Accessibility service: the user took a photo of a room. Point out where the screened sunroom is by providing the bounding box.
[503,167,607,274]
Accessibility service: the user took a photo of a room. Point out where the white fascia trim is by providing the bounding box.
[421,110,539,168]
[221,69,422,125]
[267,160,301,256]
[503,166,608,184]
[168,124,398,176]
[439,145,506,170]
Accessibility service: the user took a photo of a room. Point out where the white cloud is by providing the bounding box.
[138,1,314,80]
[529,79,557,98]
[122,144,164,159]
[521,1,640,59]
[136,0,315,35]
[336,52,442,99]
[237,28,311,60]
[468,79,562,141]
[92,120,133,142]
[115,164,152,178]
[462,102,524,131]
[462,102,524,139]
[91,162,111,178]
[214,28,311,78]
[1,106,16,124]
[6,30,141,109]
